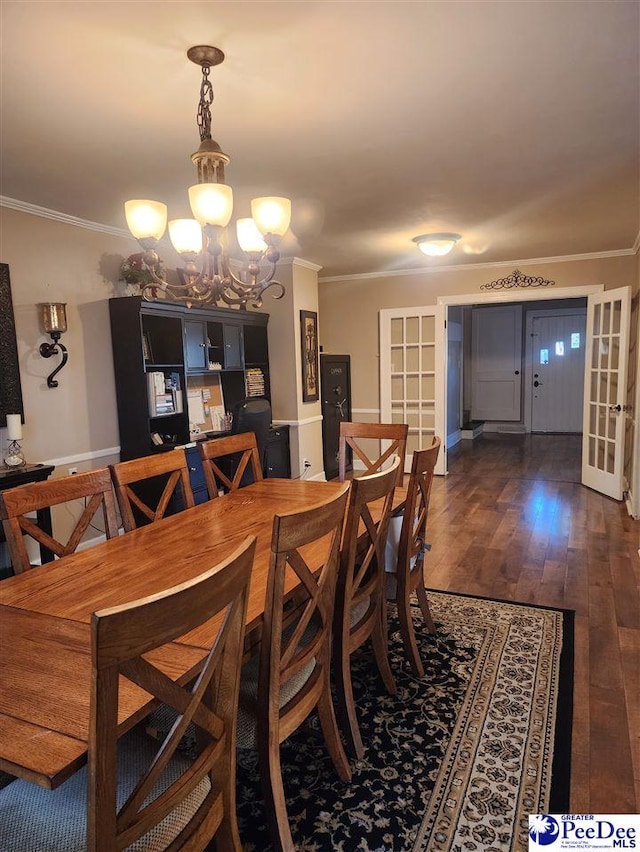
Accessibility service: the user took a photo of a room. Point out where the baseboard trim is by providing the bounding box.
[42,446,121,468]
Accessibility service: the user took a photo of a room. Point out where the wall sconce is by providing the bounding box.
[38,303,68,388]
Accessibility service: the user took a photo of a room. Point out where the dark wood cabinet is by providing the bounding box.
[109,297,272,460]
[0,463,55,577]
[108,297,290,493]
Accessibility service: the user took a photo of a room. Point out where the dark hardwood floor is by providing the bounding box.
[425,433,639,814]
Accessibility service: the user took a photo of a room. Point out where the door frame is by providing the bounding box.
[437,285,604,474]
[523,306,588,432]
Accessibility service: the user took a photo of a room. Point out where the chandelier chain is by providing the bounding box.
[197,65,214,142]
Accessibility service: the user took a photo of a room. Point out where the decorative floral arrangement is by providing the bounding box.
[120,253,165,287]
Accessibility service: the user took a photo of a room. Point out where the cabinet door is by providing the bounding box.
[185,321,208,370]
[223,324,243,369]
[185,446,209,505]
[265,427,291,478]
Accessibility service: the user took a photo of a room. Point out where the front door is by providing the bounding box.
[320,354,352,481]
[530,310,587,432]
[582,286,631,499]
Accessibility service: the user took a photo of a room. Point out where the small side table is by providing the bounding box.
[0,463,56,575]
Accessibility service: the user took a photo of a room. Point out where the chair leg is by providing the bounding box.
[333,634,365,760]
[258,737,295,852]
[317,670,353,779]
[415,579,436,633]
[396,583,425,679]
[212,755,242,852]
[371,597,397,695]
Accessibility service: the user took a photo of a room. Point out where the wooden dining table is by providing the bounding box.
[0,477,406,791]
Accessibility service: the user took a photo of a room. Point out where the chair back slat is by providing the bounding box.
[198,432,263,499]
[88,535,256,851]
[110,449,194,532]
[0,468,119,573]
[338,421,408,485]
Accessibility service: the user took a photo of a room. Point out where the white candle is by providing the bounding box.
[6,414,22,441]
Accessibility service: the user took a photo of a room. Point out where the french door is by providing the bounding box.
[380,286,631,497]
[582,286,631,499]
[379,306,445,475]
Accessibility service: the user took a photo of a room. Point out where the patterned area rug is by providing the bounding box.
[233,592,573,852]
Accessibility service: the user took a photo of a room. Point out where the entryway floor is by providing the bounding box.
[447,432,582,483]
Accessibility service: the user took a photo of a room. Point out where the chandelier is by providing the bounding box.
[124,46,292,308]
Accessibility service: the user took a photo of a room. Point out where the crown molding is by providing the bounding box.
[3,195,635,275]
[1,197,326,271]
[319,247,638,283]
[279,256,323,272]
[0,195,130,238]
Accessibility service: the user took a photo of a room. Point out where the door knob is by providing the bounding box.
[609,404,622,413]
[533,380,542,388]
[514,370,520,375]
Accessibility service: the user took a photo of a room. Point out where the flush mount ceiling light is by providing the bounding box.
[124,46,292,308]
[413,233,461,257]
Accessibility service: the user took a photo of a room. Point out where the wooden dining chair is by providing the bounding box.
[236,482,351,852]
[110,448,194,531]
[198,432,263,499]
[338,421,408,485]
[385,437,441,678]
[333,456,400,759]
[0,467,119,573]
[0,534,256,852]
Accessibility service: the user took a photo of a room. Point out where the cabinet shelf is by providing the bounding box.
[145,363,184,371]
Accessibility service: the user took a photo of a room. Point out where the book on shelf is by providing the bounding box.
[147,371,183,417]
[245,367,265,397]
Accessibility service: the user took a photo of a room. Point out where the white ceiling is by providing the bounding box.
[1,1,638,278]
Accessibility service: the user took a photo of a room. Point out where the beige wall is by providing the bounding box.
[0,207,133,469]
[263,259,323,479]
[318,255,636,415]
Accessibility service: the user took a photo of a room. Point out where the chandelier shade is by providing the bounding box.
[124,45,292,308]
[168,219,203,255]
[251,197,292,238]
[124,200,168,242]
[188,183,234,227]
[237,218,268,253]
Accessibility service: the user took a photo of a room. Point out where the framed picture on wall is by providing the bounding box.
[0,263,24,426]
[300,310,319,403]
